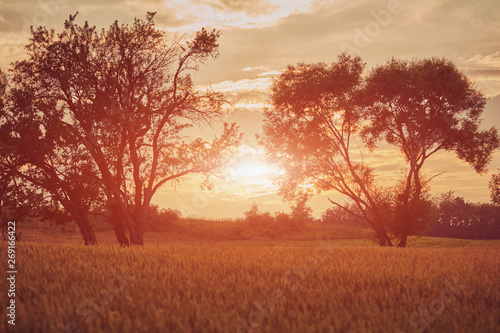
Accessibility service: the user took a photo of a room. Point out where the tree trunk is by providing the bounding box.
[81,132,136,245]
[127,219,138,245]
[135,221,145,245]
[134,198,151,246]
[397,233,407,247]
[57,195,98,246]
[109,203,130,246]
[374,226,392,247]
[74,215,98,245]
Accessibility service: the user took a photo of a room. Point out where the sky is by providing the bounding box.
[0,0,499,218]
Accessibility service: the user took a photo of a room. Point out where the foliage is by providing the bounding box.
[0,174,43,229]
[363,58,498,173]
[321,204,366,228]
[243,203,275,226]
[290,196,314,224]
[363,57,499,246]
[243,201,314,233]
[146,204,181,230]
[387,175,435,242]
[3,13,241,245]
[429,192,500,239]
[489,171,500,206]
[260,53,393,246]
[261,54,499,247]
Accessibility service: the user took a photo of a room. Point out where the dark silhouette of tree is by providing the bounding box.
[363,57,500,246]
[0,174,34,241]
[259,54,393,246]
[321,205,368,228]
[243,203,274,227]
[429,192,500,239]
[261,54,498,247]
[388,176,435,242]
[0,70,38,241]
[0,69,100,245]
[290,197,314,224]
[7,13,241,245]
[489,171,500,206]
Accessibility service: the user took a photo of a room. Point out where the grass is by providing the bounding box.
[15,218,375,244]
[1,237,499,333]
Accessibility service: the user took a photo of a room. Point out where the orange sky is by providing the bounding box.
[0,0,499,218]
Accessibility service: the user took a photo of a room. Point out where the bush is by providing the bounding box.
[243,203,274,227]
[147,205,181,231]
[321,206,367,228]
[243,203,308,233]
[428,192,500,239]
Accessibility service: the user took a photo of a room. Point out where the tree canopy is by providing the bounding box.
[260,53,499,247]
[0,13,241,245]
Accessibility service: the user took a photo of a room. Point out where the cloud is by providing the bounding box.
[192,0,276,16]
[241,66,280,77]
[206,77,273,92]
[198,77,272,110]
[160,0,319,31]
[461,54,500,97]
[242,65,267,71]
[258,69,280,76]
[464,51,500,69]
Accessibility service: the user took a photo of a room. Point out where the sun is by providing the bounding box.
[229,162,277,179]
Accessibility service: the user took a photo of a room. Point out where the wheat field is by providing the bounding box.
[1,240,499,333]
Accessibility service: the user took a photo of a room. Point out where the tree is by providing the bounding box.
[243,203,274,226]
[429,192,500,239]
[389,176,435,242]
[0,70,101,245]
[363,57,500,246]
[260,54,393,246]
[489,171,500,206]
[290,196,314,225]
[321,205,367,228]
[8,13,241,245]
[261,54,498,247]
[0,174,38,241]
[0,69,44,242]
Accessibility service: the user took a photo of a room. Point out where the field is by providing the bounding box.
[1,223,499,333]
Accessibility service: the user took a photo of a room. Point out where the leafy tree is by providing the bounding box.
[429,192,500,239]
[290,197,314,225]
[146,204,181,230]
[363,57,500,246]
[0,174,40,241]
[0,71,101,245]
[243,203,274,226]
[9,13,241,245]
[489,171,500,206]
[321,205,367,228]
[260,54,393,246]
[261,54,498,247]
[0,70,45,241]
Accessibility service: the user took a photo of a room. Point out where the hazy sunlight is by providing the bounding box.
[229,161,279,180]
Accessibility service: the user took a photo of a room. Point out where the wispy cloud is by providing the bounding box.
[204,78,273,92]
[159,0,318,31]
[464,51,500,70]
[242,66,267,71]
[198,78,272,110]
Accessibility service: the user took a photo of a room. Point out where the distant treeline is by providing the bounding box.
[322,192,500,240]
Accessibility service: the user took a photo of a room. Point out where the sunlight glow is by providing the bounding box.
[229,162,278,179]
